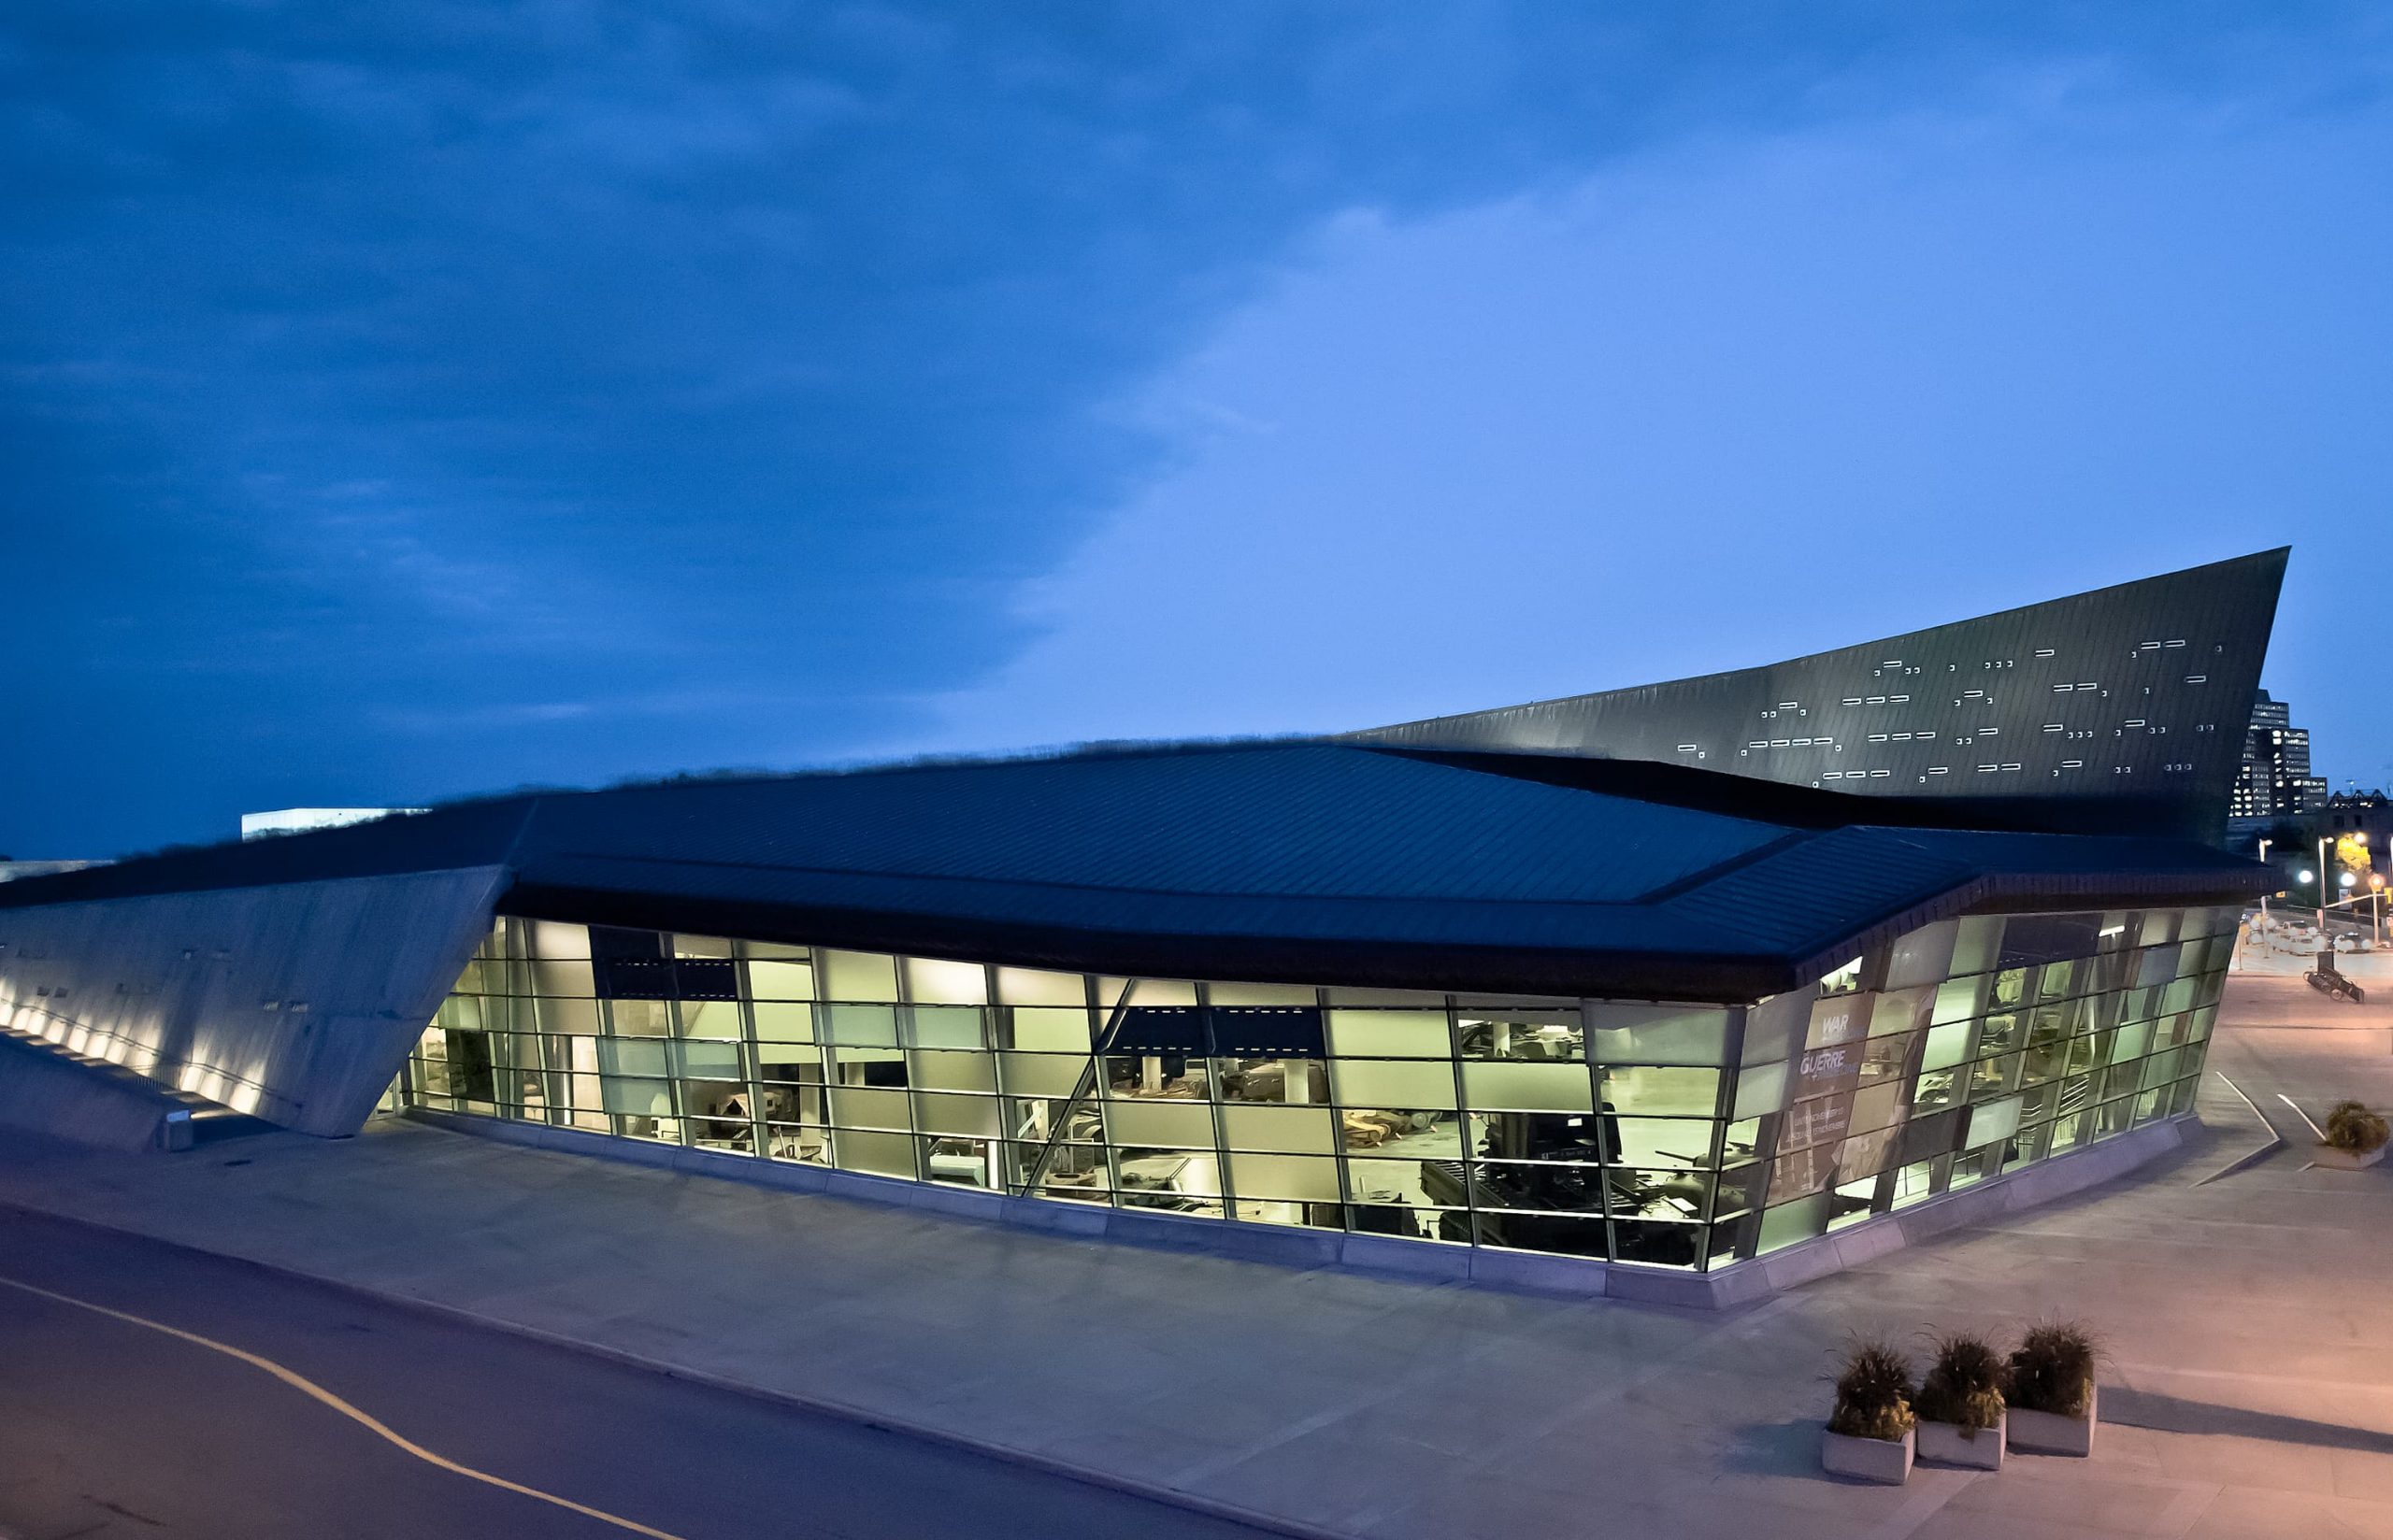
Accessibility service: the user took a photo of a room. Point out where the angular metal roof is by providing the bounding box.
[1347,549,2290,843]
[0,742,2270,1003]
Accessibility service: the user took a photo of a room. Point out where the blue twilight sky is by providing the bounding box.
[5,4,2391,858]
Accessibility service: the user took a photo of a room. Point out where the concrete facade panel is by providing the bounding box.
[0,867,506,1135]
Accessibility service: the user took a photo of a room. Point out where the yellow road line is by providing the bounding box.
[0,1274,694,1540]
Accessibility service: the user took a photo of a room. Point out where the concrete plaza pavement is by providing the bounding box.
[0,1206,1288,1540]
[0,971,2388,1539]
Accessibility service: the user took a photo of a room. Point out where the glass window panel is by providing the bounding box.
[1107,1052,1211,1099]
[1327,1009,1452,1058]
[997,1052,1086,1098]
[1462,1062,1594,1113]
[1951,915,2003,976]
[909,1005,986,1050]
[1457,1012,1583,1062]
[766,1122,867,1179]
[1967,1052,2022,1099]
[533,951,598,999]
[607,999,671,1037]
[678,999,744,1039]
[1323,987,1448,1007]
[1330,1057,1457,1109]
[1210,981,1316,1005]
[1220,1104,1336,1154]
[1884,919,1960,990]
[746,960,816,1000]
[1102,1097,1213,1148]
[1339,1109,1463,1157]
[822,950,899,1001]
[903,956,987,1005]
[1729,1061,1785,1121]
[670,1039,741,1079]
[828,1085,912,1132]
[1870,987,1934,1037]
[909,1048,995,1093]
[1583,1003,1729,1065]
[1216,1058,1325,1103]
[1342,1155,1465,1209]
[1846,1079,1905,1137]
[913,1091,1000,1137]
[1756,1195,1832,1253]
[2113,1018,2152,1062]
[1970,1094,2024,1147]
[1227,1152,1343,1203]
[531,920,591,959]
[752,1000,816,1045]
[600,1077,672,1117]
[683,1080,752,1140]
[1611,1117,1716,1168]
[1975,1012,2021,1053]
[833,1128,918,1179]
[755,1076,826,1124]
[825,1005,899,1047]
[1004,1005,1092,1051]
[1099,977,1197,1007]
[671,934,732,959]
[1111,1147,1222,1204]
[924,1136,999,1188]
[597,1038,667,1077]
[1741,990,1813,1065]
[1929,976,1985,1026]
[996,967,1087,1006]
[535,995,602,1035]
[1598,1065,1720,1118]
[1920,1021,1973,1073]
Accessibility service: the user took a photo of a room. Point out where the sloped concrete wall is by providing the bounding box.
[0,867,506,1136]
[0,1030,183,1151]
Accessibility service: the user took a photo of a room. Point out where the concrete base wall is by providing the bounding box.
[0,869,506,1136]
[0,1029,186,1152]
[408,1105,2191,1306]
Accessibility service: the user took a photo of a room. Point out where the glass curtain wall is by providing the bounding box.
[406,904,2233,1271]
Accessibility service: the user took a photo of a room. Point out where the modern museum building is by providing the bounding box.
[0,551,2288,1302]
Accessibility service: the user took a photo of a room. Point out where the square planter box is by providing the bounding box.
[2313,1144,2386,1170]
[2007,1385,2096,1456]
[1822,1427,1913,1484]
[1917,1412,2006,1470]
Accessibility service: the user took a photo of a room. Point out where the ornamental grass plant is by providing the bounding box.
[2006,1320,2099,1419]
[1913,1332,2005,1435]
[2324,1100,2389,1155]
[1827,1337,1915,1443]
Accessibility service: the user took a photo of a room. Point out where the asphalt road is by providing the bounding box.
[0,1205,1282,1540]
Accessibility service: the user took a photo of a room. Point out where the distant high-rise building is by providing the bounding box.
[2233,689,2327,818]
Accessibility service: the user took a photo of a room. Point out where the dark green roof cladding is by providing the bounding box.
[0,740,2270,1002]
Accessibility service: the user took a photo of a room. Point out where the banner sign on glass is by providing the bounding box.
[1766,992,1870,1205]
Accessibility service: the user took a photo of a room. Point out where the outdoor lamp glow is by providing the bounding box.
[2300,869,2315,882]
[2341,872,2357,888]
